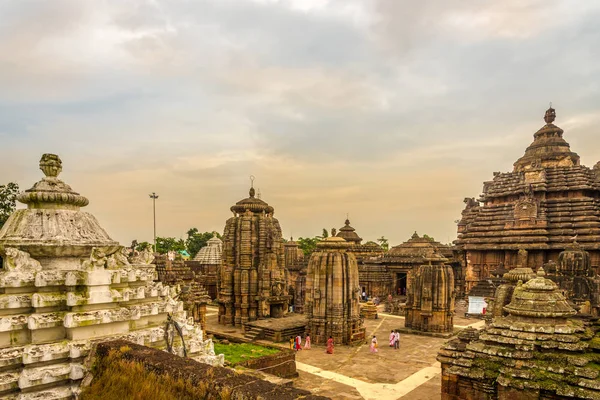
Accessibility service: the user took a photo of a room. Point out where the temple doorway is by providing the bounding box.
[270,304,284,318]
[395,273,407,296]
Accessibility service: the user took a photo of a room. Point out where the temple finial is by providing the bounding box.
[249,175,255,198]
[39,154,62,178]
[544,104,556,124]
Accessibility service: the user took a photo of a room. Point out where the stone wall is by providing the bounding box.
[236,348,298,378]
[81,340,327,400]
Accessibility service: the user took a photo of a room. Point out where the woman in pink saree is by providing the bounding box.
[370,336,378,353]
[326,336,334,354]
[389,330,395,347]
[304,334,311,350]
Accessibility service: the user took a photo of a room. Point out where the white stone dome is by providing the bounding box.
[193,233,222,264]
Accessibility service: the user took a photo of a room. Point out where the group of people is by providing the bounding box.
[369,330,401,353]
[289,334,311,351]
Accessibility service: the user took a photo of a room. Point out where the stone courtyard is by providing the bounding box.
[206,304,485,400]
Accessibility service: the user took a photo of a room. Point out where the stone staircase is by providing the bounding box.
[243,326,265,342]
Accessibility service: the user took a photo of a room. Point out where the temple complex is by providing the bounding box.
[405,249,455,334]
[217,182,291,326]
[438,267,600,399]
[0,154,221,399]
[456,107,600,293]
[305,236,365,345]
[188,232,222,299]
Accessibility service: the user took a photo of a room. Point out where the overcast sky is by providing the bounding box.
[1,0,599,247]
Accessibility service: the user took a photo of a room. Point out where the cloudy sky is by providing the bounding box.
[1,0,599,247]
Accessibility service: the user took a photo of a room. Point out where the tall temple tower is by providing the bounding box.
[456,106,600,292]
[305,236,365,345]
[217,183,290,326]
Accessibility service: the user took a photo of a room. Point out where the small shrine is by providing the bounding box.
[404,249,455,334]
[304,236,365,345]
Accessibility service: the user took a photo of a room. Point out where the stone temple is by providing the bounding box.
[438,267,600,399]
[217,184,291,326]
[0,154,221,399]
[456,107,600,293]
[405,248,455,334]
[305,236,365,345]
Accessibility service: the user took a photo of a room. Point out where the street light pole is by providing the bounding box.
[149,192,159,252]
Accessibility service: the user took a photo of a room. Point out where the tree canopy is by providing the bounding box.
[377,236,389,250]
[0,182,19,229]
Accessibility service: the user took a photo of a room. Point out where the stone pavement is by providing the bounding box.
[205,306,485,400]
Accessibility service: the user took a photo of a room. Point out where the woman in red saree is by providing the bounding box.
[295,335,302,351]
[326,336,334,354]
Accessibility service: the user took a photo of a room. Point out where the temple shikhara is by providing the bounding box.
[217,181,291,326]
[304,235,365,345]
[456,107,600,295]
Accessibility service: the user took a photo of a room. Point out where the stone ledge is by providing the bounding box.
[82,340,328,400]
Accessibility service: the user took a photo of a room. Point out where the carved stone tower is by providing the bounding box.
[405,249,455,333]
[305,236,365,345]
[218,183,290,326]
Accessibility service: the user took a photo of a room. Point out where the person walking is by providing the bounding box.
[370,335,378,353]
[289,336,294,350]
[304,334,311,350]
[389,330,395,347]
[326,336,334,354]
[394,330,400,349]
[295,335,302,351]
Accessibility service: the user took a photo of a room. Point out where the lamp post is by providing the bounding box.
[149,192,159,252]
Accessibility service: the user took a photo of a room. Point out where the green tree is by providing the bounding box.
[322,228,329,238]
[136,241,152,251]
[155,237,186,254]
[377,236,389,250]
[297,236,319,256]
[0,182,19,230]
[423,234,435,242]
[185,229,222,259]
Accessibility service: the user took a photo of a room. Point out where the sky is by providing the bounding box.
[0,0,599,247]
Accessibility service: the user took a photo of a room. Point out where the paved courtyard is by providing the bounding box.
[205,305,485,400]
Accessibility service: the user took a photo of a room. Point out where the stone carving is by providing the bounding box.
[81,247,107,270]
[3,248,42,272]
[106,247,130,269]
[463,197,479,209]
[129,246,155,265]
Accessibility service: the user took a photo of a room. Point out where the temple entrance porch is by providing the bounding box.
[395,272,407,296]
